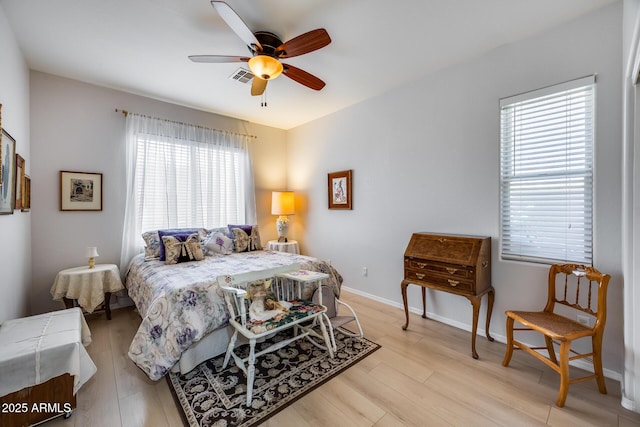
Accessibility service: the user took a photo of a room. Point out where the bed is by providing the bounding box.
[124,246,343,381]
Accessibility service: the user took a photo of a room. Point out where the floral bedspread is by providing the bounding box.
[125,250,343,380]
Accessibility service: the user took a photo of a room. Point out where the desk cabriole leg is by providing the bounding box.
[485,288,495,342]
[467,295,481,359]
[401,281,410,330]
[421,286,427,319]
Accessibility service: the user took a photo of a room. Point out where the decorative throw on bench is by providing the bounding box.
[246,279,291,322]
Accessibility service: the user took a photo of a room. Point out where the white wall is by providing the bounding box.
[622,0,640,413]
[29,72,287,315]
[288,3,624,375]
[0,5,31,322]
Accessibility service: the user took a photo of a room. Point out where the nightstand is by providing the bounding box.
[50,264,124,320]
[267,239,300,254]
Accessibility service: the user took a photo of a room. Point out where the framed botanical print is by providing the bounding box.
[15,153,24,210]
[0,129,16,215]
[328,169,352,210]
[60,170,103,211]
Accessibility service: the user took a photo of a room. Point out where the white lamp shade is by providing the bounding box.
[85,246,99,258]
[271,191,295,216]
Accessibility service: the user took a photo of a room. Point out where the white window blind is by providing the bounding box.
[135,136,246,233]
[499,76,594,265]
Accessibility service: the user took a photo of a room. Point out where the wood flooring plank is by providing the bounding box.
[119,390,170,427]
[285,388,358,426]
[71,315,121,427]
[261,404,314,427]
[424,371,549,426]
[364,361,496,426]
[340,363,453,426]
[314,375,386,426]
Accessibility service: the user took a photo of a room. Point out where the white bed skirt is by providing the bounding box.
[170,325,235,375]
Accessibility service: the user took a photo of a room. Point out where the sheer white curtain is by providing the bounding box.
[120,113,256,272]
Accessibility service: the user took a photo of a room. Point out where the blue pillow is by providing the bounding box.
[157,228,201,261]
[227,224,253,239]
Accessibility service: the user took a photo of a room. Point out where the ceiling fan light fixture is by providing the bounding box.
[248,55,283,80]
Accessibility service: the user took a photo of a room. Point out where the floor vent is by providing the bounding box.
[229,68,254,84]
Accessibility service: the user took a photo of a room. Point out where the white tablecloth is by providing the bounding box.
[51,264,124,313]
[267,240,300,254]
[0,308,97,396]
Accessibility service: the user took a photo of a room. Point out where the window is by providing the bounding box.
[134,135,247,233]
[120,113,256,268]
[500,76,594,264]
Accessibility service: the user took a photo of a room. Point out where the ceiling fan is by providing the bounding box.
[189,1,331,98]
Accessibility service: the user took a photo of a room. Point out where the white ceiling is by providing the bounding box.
[1,0,617,130]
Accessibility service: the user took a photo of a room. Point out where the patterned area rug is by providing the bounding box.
[167,329,380,427]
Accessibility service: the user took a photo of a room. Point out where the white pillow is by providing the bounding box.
[204,231,234,255]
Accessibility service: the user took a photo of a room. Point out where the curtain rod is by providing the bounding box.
[115,108,257,139]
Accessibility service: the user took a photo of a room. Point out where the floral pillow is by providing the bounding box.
[203,231,234,255]
[162,233,204,265]
[142,230,162,260]
[231,225,262,252]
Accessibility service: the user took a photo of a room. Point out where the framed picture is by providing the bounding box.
[22,175,30,212]
[60,170,103,211]
[0,129,16,215]
[15,153,24,210]
[328,169,352,210]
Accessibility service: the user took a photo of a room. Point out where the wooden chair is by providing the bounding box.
[502,263,611,407]
[218,264,334,406]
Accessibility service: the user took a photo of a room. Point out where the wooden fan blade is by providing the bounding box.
[251,77,267,96]
[189,55,249,63]
[282,64,326,90]
[211,1,262,51]
[276,29,331,58]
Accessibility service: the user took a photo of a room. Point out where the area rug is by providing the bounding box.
[167,329,380,427]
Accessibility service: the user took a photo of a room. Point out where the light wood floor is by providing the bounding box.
[47,291,640,427]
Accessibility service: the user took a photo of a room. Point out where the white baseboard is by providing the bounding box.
[622,396,638,412]
[341,285,621,382]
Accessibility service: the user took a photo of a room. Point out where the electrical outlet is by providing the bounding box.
[577,315,593,327]
[362,267,368,277]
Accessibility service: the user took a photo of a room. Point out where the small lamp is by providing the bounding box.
[271,191,295,242]
[85,246,99,269]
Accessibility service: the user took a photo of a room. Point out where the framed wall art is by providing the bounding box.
[328,169,352,210]
[15,153,24,210]
[0,129,16,215]
[22,175,31,212]
[60,170,103,211]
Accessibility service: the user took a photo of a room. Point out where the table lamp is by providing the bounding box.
[271,191,295,242]
[85,246,99,269]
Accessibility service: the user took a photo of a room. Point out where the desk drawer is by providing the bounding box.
[405,269,474,293]
[405,259,474,280]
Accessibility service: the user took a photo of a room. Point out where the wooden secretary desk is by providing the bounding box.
[401,232,495,359]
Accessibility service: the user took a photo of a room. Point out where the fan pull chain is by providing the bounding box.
[261,90,268,107]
